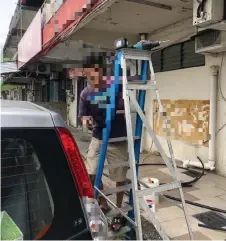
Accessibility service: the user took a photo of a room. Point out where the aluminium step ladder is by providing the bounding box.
[94,40,193,240]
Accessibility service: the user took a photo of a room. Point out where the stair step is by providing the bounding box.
[116,110,137,114]
[122,48,152,60]
[106,203,133,218]
[108,136,140,143]
[136,181,181,197]
[104,162,129,169]
[107,226,131,238]
[102,184,132,195]
[127,82,157,90]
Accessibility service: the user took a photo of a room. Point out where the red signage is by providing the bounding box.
[42,0,101,46]
[18,10,42,69]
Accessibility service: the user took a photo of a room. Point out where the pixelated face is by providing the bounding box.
[84,65,105,91]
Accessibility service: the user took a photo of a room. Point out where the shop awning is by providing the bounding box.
[1,62,19,75]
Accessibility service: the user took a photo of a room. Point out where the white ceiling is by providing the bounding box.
[67,0,193,49]
[41,0,195,63]
[42,41,107,63]
[87,0,192,34]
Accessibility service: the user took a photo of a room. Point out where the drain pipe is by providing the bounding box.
[183,65,219,171]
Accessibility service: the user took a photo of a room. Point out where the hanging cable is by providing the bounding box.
[218,53,226,102]
[197,0,207,18]
[217,123,226,135]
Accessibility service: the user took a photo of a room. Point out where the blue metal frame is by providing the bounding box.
[94,51,122,197]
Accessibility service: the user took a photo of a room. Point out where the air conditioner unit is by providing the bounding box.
[193,0,225,27]
[36,64,50,75]
[195,29,226,54]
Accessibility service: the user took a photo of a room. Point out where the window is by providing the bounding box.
[1,138,54,240]
[182,41,205,68]
[151,40,205,73]
[162,44,181,71]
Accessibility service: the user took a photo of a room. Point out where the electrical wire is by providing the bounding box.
[139,156,205,187]
[84,147,225,215]
[217,123,226,135]
[218,53,226,102]
[123,156,226,215]
[215,53,226,135]
[163,195,226,214]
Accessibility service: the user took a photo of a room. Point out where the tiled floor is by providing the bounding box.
[70,127,226,240]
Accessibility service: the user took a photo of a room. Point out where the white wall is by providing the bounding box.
[67,79,78,127]
[142,18,226,176]
[143,54,226,177]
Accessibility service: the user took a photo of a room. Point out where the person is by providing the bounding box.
[78,55,128,231]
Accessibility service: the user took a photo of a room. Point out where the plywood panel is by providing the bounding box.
[153,100,210,147]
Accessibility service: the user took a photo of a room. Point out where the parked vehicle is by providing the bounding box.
[1,100,108,240]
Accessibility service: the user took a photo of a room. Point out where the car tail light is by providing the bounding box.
[57,127,108,240]
[57,127,94,198]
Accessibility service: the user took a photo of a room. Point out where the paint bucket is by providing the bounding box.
[139,177,159,213]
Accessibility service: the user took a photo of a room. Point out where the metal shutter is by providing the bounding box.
[151,51,162,73]
[162,44,181,71]
[182,40,205,68]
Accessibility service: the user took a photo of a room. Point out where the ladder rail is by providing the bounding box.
[121,57,143,240]
[139,198,170,240]
[129,89,194,240]
[155,72,194,240]
[95,186,137,227]
[128,90,177,179]
[167,137,194,240]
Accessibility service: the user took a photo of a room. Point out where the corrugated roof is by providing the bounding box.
[1,61,19,74]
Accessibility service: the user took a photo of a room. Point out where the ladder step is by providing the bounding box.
[136,181,181,198]
[104,162,129,169]
[102,184,132,195]
[127,83,157,90]
[116,110,137,114]
[108,136,140,143]
[122,48,152,60]
[107,226,131,238]
[106,203,133,218]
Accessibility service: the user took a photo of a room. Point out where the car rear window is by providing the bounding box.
[1,138,54,240]
[1,128,92,240]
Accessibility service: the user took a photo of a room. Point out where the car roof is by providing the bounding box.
[1,100,66,128]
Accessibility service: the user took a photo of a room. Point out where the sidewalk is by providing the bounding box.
[69,126,226,240]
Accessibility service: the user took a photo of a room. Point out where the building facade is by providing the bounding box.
[2,0,226,176]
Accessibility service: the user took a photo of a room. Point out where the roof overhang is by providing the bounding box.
[37,0,195,65]
[1,62,19,75]
[65,0,195,49]
[19,0,196,68]
[3,77,31,85]
[66,0,194,49]
[39,40,110,65]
